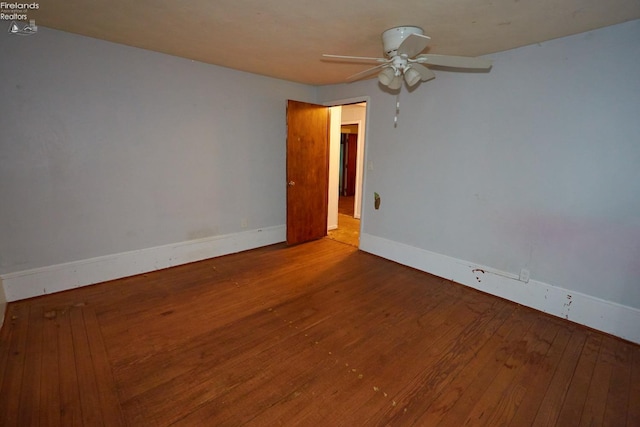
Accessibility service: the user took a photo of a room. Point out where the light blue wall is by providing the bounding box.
[319,20,640,309]
[0,27,316,274]
[1,20,639,316]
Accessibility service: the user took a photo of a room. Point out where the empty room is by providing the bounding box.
[1,1,639,425]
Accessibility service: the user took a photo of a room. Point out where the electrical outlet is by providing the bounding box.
[241,218,248,228]
[519,268,530,283]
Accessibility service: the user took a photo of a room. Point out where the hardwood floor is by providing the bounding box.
[328,196,360,247]
[327,214,360,247]
[0,238,638,426]
[338,196,355,216]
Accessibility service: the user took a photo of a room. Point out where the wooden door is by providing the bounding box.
[344,133,358,197]
[286,100,329,245]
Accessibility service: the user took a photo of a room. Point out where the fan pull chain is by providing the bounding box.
[394,92,400,127]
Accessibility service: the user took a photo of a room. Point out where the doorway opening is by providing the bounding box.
[327,102,367,247]
[284,98,367,247]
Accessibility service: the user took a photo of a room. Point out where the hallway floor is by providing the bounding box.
[327,196,360,247]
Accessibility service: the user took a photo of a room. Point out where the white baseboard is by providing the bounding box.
[1,226,285,302]
[360,233,640,345]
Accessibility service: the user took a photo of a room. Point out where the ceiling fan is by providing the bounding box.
[323,26,492,89]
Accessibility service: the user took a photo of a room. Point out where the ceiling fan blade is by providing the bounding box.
[346,63,389,82]
[397,33,431,58]
[409,63,435,81]
[415,54,492,69]
[322,54,387,64]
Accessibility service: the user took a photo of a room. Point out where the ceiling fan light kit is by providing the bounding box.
[377,67,396,86]
[403,66,422,87]
[387,74,403,90]
[323,25,493,90]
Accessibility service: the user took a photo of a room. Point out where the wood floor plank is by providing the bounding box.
[276,295,485,425]
[242,287,462,424]
[17,304,44,426]
[507,320,574,426]
[603,337,632,427]
[462,324,539,425]
[40,307,62,427]
[83,308,126,426]
[0,238,638,426]
[168,335,341,426]
[56,306,83,426]
[627,345,640,427]
[0,303,29,427]
[0,304,14,400]
[433,309,540,427]
[555,332,602,426]
[414,306,534,426]
[479,315,561,427]
[69,307,104,426]
[532,326,588,427]
[367,298,513,426]
[577,334,618,426]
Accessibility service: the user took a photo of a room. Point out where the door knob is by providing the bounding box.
[288,181,296,186]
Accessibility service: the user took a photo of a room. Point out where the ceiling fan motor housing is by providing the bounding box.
[382,26,424,57]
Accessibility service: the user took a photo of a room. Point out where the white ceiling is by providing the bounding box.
[29,0,640,85]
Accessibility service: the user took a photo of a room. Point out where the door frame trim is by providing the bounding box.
[322,96,371,238]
